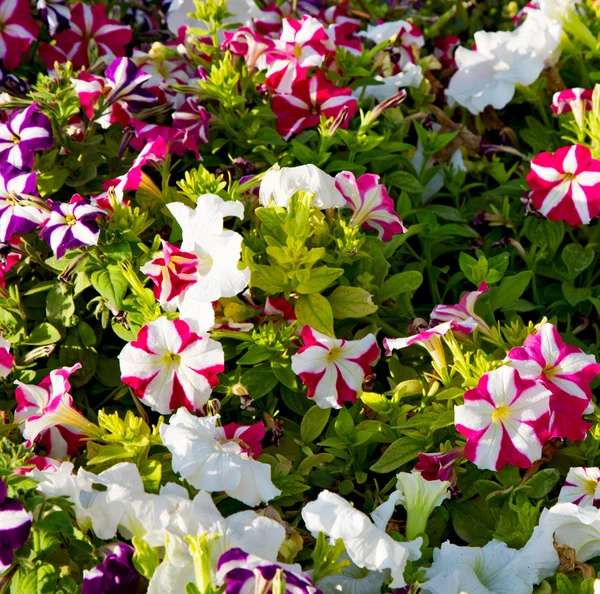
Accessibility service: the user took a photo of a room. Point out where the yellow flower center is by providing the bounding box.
[585,479,598,495]
[64,214,77,226]
[326,347,343,363]
[294,44,302,59]
[162,352,181,365]
[492,405,511,422]
[542,364,557,380]
[564,172,576,181]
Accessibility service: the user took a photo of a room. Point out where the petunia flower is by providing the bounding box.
[159,408,281,507]
[454,366,552,471]
[216,548,320,594]
[0,0,39,70]
[430,282,492,336]
[37,0,70,36]
[118,316,224,414]
[0,478,32,574]
[434,35,461,69]
[334,171,407,242]
[358,19,424,65]
[82,543,140,594]
[356,63,423,102]
[291,326,380,409]
[302,490,423,589]
[259,164,345,209]
[272,70,357,140]
[39,3,133,70]
[526,144,600,225]
[103,57,158,112]
[414,448,463,485]
[0,236,21,288]
[172,98,211,154]
[316,558,385,594]
[551,88,593,128]
[559,467,600,507]
[15,364,98,459]
[265,16,335,93]
[0,103,53,171]
[40,195,107,259]
[222,27,273,73]
[0,332,13,379]
[505,322,600,441]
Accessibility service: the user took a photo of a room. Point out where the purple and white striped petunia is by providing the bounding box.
[454,366,551,472]
[558,467,600,508]
[15,364,95,459]
[40,195,107,259]
[104,57,158,112]
[82,543,140,594]
[291,326,379,409]
[0,164,45,242]
[0,478,32,574]
[217,548,321,594]
[0,103,53,171]
[118,316,225,414]
[37,0,70,35]
[0,332,13,379]
[334,171,407,242]
[505,323,600,441]
[172,98,211,154]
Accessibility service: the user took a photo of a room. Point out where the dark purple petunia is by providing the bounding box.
[82,543,140,594]
[39,194,107,259]
[104,58,158,112]
[0,164,45,243]
[0,103,54,171]
[217,548,322,594]
[0,478,33,574]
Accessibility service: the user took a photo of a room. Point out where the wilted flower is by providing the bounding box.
[559,467,600,507]
[82,543,140,594]
[335,171,407,242]
[526,144,600,226]
[118,316,224,414]
[160,408,281,506]
[291,326,379,409]
[0,478,32,574]
[454,366,552,471]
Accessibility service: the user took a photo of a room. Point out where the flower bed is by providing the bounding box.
[1,0,600,593]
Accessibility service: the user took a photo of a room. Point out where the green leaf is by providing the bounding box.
[301,406,331,443]
[562,283,592,307]
[489,271,533,310]
[241,366,280,398]
[46,285,75,326]
[296,293,335,336]
[334,408,356,442]
[376,271,423,303]
[19,564,57,594]
[91,265,128,309]
[562,244,595,279]
[37,510,73,535]
[518,468,560,498]
[132,536,160,580]
[370,436,426,473]
[449,496,499,545]
[328,286,378,318]
[556,574,579,594]
[139,459,162,493]
[237,344,272,365]
[22,323,61,346]
[296,266,344,294]
[387,171,423,193]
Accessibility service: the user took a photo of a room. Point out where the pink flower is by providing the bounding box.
[527,145,600,226]
[455,367,551,471]
[291,326,379,409]
[265,16,335,93]
[0,332,13,378]
[434,35,461,69]
[558,467,600,507]
[551,88,593,128]
[0,236,21,288]
[430,282,491,336]
[334,171,407,242]
[0,0,39,70]
[118,316,224,414]
[15,364,95,459]
[415,448,463,485]
[172,99,211,154]
[39,3,133,69]
[505,323,600,441]
[222,27,273,72]
[272,70,357,141]
[140,241,199,305]
[216,421,265,458]
[263,296,296,323]
[327,22,362,57]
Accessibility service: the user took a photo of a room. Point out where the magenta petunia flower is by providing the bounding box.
[434,35,461,69]
[172,98,211,154]
[222,27,273,72]
[0,103,53,171]
[0,332,13,379]
[551,88,593,127]
[0,0,39,70]
[558,467,600,508]
[291,326,379,409]
[505,323,600,441]
[527,145,600,226]
[430,282,491,336]
[216,421,266,459]
[415,448,463,485]
[37,0,70,36]
[272,70,357,140]
[455,366,551,471]
[335,171,407,242]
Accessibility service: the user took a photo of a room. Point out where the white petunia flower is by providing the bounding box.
[355,64,423,102]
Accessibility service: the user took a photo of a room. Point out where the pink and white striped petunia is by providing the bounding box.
[172,98,211,155]
[0,103,54,171]
[140,241,199,306]
[0,332,13,379]
[454,366,551,471]
[215,421,265,459]
[334,171,407,242]
[40,195,107,259]
[0,0,39,70]
[272,70,357,141]
[222,27,273,72]
[505,323,600,441]
[434,35,461,69]
[430,282,492,336]
[558,467,600,507]
[265,16,335,93]
[118,316,225,414]
[526,145,600,226]
[0,478,32,574]
[551,88,593,128]
[15,364,94,459]
[290,326,379,409]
